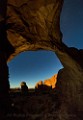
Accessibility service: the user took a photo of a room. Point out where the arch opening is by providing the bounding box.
[7,50,64,117]
[8,50,63,89]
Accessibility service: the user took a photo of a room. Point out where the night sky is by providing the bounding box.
[8,0,83,88]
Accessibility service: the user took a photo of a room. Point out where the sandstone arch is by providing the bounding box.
[0,0,83,119]
[7,0,63,61]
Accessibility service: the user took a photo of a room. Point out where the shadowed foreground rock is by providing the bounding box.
[0,0,83,119]
[55,47,83,120]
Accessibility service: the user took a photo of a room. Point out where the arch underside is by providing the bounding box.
[7,0,63,60]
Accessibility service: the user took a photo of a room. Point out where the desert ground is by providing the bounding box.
[5,88,59,120]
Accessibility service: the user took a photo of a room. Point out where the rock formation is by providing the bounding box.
[44,74,57,89]
[35,80,43,88]
[55,47,83,120]
[7,0,63,61]
[0,0,63,115]
[0,0,83,119]
[20,81,28,95]
[35,74,57,90]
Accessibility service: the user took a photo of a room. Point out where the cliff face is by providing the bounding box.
[56,67,83,119]
[55,47,83,119]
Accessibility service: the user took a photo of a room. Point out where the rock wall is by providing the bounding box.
[55,46,83,120]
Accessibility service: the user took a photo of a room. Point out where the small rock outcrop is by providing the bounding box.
[35,80,43,89]
[20,81,28,95]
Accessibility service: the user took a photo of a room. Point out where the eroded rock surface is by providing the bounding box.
[7,0,63,60]
[55,47,83,120]
[35,74,57,90]
[44,74,57,89]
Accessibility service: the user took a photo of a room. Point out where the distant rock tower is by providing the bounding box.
[20,81,28,95]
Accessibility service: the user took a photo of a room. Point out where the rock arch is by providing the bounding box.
[0,0,83,119]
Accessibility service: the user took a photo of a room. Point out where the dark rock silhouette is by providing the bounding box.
[20,81,28,95]
[55,48,83,119]
[0,0,14,116]
[35,80,43,88]
[35,80,52,93]
[35,84,52,94]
